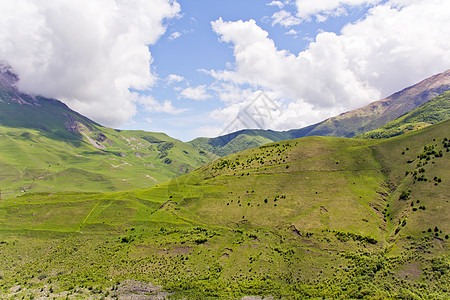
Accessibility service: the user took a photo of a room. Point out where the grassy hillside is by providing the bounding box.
[0,120,448,299]
[189,129,290,157]
[358,91,450,139]
[0,67,217,198]
[0,123,216,198]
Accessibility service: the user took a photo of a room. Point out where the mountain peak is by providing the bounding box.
[0,64,40,106]
[0,63,19,85]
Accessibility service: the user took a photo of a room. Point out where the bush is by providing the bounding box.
[399,190,411,200]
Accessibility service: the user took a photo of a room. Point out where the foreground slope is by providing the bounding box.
[0,121,448,299]
[0,65,216,197]
[191,69,450,156]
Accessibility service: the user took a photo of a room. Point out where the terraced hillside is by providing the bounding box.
[0,120,448,299]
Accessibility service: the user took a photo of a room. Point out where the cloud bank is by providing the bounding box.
[0,0,180,127]
[208,0,450,131]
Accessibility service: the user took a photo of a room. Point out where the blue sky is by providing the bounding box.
[1,0,450,141]
[130,0,377,140]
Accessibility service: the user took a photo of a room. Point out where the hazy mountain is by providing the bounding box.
[191,69,450,156]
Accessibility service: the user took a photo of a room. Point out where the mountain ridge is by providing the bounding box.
[191,69,450,156]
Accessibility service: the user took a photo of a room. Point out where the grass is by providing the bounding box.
[0,85,218,198]
[0,122,216,199]
[0,120,449,298]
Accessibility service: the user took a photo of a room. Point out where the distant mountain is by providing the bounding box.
[358,91,450,139]
[301,69,450,138]
[0,65,217,198]
[189,129,291,157]
[191,69,450,156]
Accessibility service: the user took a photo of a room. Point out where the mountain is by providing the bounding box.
[303,69,450,137]
[191,69,450,156]
[357,91,450,139]
[189,129,291,157]
[1,119,448,298]
[0,65,217,198]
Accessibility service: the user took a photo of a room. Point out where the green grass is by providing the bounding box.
[0,120,449,299]
[0,117,217,199]
[0,82,218,198]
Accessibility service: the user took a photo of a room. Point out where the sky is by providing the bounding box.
[1,0,450,141]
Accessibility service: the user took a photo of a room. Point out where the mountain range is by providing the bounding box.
[2,65,450,197]
[0,64,217,198]
[190,69,450,156]
[0,64,449,298]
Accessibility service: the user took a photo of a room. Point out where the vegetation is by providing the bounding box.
[0,120,448,298]
[0,96,217,198]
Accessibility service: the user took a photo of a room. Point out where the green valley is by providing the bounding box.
[0,68,217,198]
[0,120,448,299]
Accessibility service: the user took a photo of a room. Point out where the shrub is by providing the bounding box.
[399,190,411,200]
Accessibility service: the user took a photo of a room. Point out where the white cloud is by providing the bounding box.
[267,1,285,9]
[168,31,182,40]
[166,74,184,85]
[295,0,381,21]
[179,85,210,101]
[0,0,180,127]
[271,10,302,27]
[285,29,299,36]
[138,95,187,114]
[210,0,450,131]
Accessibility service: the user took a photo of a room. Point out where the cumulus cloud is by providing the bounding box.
[179,85,210,101]
[295,0,381,22]
[0,0,180,127]
[285,29,298,36]
[210,0,450,131]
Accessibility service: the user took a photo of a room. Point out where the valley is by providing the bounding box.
[0,119,448,299]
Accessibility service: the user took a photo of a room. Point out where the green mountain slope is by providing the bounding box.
[358,91,450,139]
[0,66,217,198]
[189,129,291,157]
[1,120,448,298]
[191,69,450,156]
